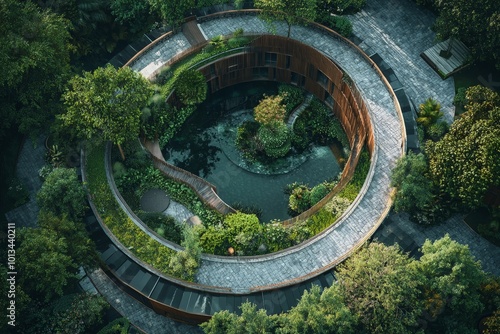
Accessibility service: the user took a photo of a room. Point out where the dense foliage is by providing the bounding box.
[390,152,438,224]
[174,69,208,105]
[0,0,73,139]
[426,86,500,210]
[62,65,153,159]
[428,0,500,68]
[37,168,87,221]
[201,236,499,334]
[255,0,317,37]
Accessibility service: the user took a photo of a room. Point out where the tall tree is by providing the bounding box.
[413,234,486,333]
[426,86,500,209]
[336,242,423,334]
[17,228,77,302]
[61,64,153,160]
[38,212,95,267]
[0,0,73,138]
[37,168,87,221]
[148,0,194,27]
[279,284,357,334]
[390,152,437,224]
[255,0,318,37]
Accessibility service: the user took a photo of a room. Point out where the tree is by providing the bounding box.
[431,0,500,68]
[52,293,109,334]
[111,0,153,34]
[279,284,357,334]
[254,95,287,126]
[201,302,276,334]
[148,0,194,27]
[168,226,201,281]
[413,234,486,332]
[416,98,442,128]
[174,69,207,105]
[62,64,153,160]
[336,242,423,334]
[37,168,87,221]
[390,152,437,224]
[38,212,95,267]
[255,0,318,37]
[17,228,77,302]
[426,86,500,209]
[0,0,73,138]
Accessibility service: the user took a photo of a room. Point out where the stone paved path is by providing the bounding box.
[348,0,456,123]
[193,15,402,290]
[130,34,191,78]
[4,136,46,228]
[377,213,500,277]
[88,268,203,334]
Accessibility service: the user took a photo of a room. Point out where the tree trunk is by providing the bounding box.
[117,143,126,161]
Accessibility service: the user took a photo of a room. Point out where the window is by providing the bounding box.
[285,55,291,69]
[317,70,328,87]
[265,52,277,66]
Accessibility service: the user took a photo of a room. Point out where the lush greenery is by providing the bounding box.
[427,86,500,210]
[421,0,500,69]
[392,86,499,226]
[62,65,153,160]
[201,236,500,334]
[37,168,87,221]
[174,69,208,105]
[286,181,337,214]
[293,98,349,150]
[0,0,73,139]
[86,144,189,278]
[390,152,442,225]
[255,0,318,37]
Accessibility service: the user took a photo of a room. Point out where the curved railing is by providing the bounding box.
[87,10,405,312]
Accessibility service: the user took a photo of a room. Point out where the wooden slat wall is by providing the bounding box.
[197,35,376,225]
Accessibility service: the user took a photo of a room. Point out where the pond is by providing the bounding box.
[163,81,343,222]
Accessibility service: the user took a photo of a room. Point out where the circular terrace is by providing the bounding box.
[85,10,405,323]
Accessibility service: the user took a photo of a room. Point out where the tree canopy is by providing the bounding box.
[390,152,436,224]
[431,0,500,67]
[61,64,153,159]
[0,0,73,138]
[255,0,318,37]
[37,168,87,221]
[413,234,486,332]
[426,86,500,209]
[336,242,423,333]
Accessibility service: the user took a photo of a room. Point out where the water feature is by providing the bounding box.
[164,82,343,222]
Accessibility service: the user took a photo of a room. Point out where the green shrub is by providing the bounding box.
[310,183,330,206]
[174,69,207,105]
[454,87,467,108]
[289,185,312,214]
[325,195,351,217]
[296,98,348,147]
[338,149,370,201]
[263,223,292,252]
[97,318,130,334]
[257,123,291,158]
[307,208,336,235]
[138,212,184,244]
[168,226,201,281]
[318,14,353,37]
[427,121,449,141]
[225,212,262,255]
[278,84,305,115]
